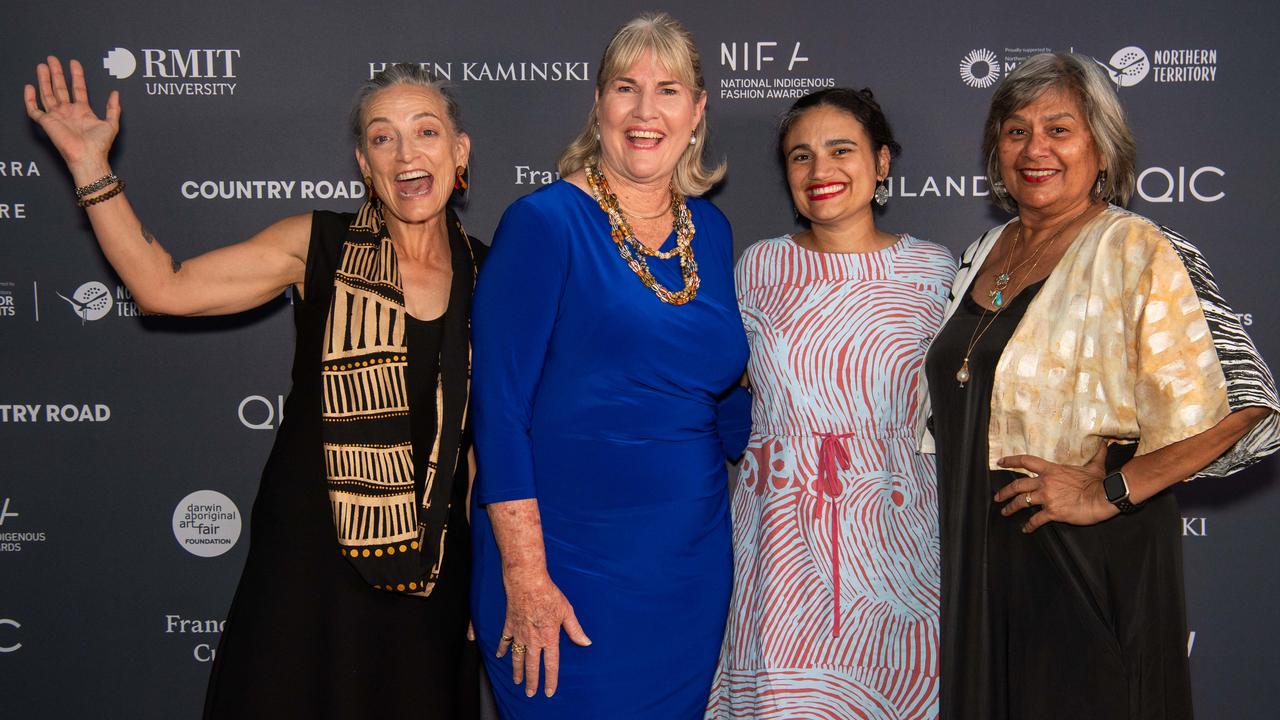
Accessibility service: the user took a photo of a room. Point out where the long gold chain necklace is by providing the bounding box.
[956,205,1093,387]
[585,164,700,305]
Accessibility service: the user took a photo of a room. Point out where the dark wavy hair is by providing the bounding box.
[777,87,902,161]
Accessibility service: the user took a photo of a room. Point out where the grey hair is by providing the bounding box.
[350,63,463,151]
[982,52,1136,213]
[556,11,725,196]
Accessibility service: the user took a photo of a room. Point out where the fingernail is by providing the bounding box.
[526,689,535,697]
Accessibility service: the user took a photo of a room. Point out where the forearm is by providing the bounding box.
[1124,406,1272,504]
[69,159,190,312]
[487,498,551,587]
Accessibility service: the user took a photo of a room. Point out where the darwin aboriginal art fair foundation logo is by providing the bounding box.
[103,46,241,96]
[173,490,242,557]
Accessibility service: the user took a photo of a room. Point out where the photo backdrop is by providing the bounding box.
[2,1,1276,717]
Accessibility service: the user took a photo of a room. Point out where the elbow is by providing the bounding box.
[1233,405,1274,430]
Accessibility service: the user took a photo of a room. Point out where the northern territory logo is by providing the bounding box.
[56,281,113,323]
[1098,46,1150,87]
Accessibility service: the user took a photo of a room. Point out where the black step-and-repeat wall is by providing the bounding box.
[3,1,1277,717]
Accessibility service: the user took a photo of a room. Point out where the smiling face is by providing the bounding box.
[783,104,889,227]
[996,86,1103,222]
[355,84,470,228]
[595,50,705,189]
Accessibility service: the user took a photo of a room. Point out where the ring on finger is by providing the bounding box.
[500,634,514,643]
[1024,493,1033,506]
[511,643,528,654]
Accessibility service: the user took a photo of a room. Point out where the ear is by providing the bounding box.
[876,145,891,180]
[454,130,472,170]
[693,89,708,129]
[354,146,371,181]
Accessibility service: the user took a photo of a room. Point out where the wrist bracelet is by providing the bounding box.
[77,179,126,208]
[74,174,119,198]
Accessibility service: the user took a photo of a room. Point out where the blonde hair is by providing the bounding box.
[556,12,725,196]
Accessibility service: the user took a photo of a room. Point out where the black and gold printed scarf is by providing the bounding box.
[321,200,476,596]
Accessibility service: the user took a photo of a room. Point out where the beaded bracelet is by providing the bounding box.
[77,179,126,208]
[74,174,119,198]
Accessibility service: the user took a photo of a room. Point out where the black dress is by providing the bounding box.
[203,212,479,719]
[925,283,1193,720]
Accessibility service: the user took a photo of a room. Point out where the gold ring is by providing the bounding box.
[511,643,527,654]
[500,634,514,643]
[1025,493,1033,506]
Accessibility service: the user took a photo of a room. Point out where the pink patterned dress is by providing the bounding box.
[707,234,953,719]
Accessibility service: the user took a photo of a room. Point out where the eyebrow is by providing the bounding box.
[786,138,858,155]
[1007,111,1077,123]
[364,111,441,128]
[615,76,682,87]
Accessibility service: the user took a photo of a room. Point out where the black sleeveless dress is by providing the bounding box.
[926,283,1192,720]
[203,211,480,719]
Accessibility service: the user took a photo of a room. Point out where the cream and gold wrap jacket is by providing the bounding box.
[917,205,1279,477]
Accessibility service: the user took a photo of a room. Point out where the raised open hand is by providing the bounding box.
[24,56,120,172]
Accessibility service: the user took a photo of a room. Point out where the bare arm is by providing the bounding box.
[487,498,590,698]
[996,407,1273,531]
[25,56,307,316]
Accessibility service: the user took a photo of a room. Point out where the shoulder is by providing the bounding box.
[1085,206,1200,268]
[734,235,794,284]
[687,196,732,237]
[899,235,956,266]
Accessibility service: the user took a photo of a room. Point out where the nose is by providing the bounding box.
[394,137,415,163]
[1023,128,1051,159]
[632,89,658,120]
[810,152,834,179]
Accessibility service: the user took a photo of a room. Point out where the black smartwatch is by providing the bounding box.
[1102,470,1140,514]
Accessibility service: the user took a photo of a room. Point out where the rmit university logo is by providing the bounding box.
[103,47,137,79]
[102,47,241,96]
[56,281,112,323]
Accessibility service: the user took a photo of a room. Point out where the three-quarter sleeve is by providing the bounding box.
[471,198,570,505]
[1143,227,1280,477]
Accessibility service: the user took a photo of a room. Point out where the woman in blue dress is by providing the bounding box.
[470,12,748,719]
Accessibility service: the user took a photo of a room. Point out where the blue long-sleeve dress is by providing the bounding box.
[470,179,748,718]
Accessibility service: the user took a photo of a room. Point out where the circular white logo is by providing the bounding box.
[103,47,137,79]
[57,281,113,322]
[960,49,1001,89]
[1103,46,1150,87]
[172,490,242,557]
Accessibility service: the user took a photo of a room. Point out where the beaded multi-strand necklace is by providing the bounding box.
[585,164,700,306]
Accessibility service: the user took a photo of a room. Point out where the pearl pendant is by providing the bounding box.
[956,358,971,386]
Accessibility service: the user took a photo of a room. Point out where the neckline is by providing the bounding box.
[961,278,1046,314]
[560,178,682,254]
[784,232,908,257]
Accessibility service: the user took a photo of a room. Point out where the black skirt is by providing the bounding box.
[924,284,1193,720]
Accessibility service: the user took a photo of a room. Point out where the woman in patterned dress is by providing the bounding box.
[919,53,1279,719]
[707,88,953,719]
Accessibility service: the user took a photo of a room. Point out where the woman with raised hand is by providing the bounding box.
[27,58,484,718]
[469,12,748,719]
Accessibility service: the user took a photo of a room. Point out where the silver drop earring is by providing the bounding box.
[873,181,890,207]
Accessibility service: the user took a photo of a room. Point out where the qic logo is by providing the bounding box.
[1137,166,1224,204]
[1099,46,1150,87]
[239,394,285,430]
[959,49,1001,89]
[56,281,113,323]
[0,618,20,653]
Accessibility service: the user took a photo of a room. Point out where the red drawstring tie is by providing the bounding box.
[814,432,853,638]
